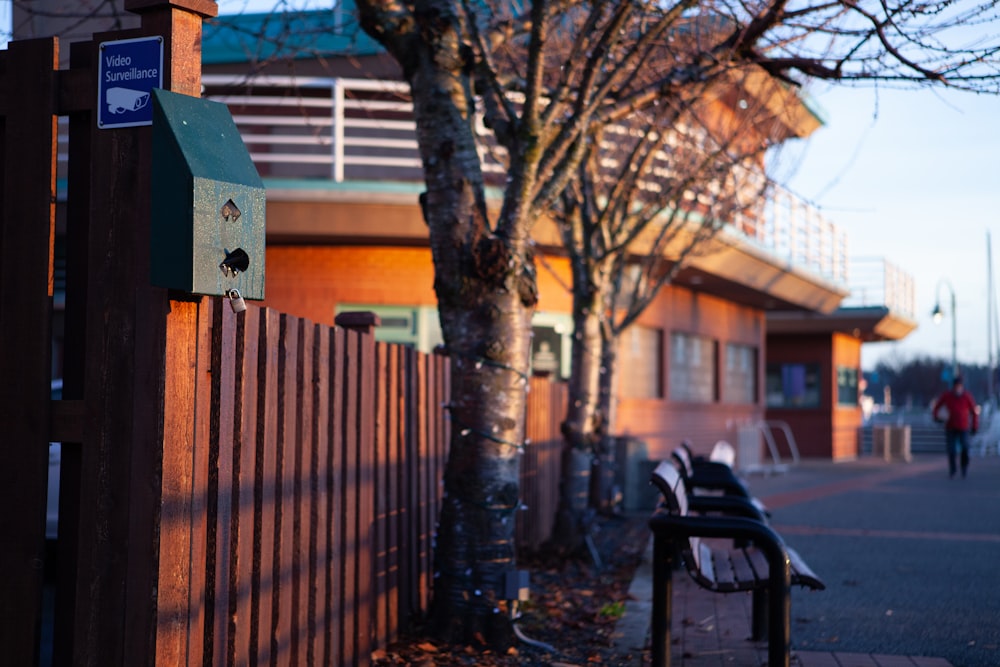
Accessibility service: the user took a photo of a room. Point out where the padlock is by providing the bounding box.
[226,288,247,314]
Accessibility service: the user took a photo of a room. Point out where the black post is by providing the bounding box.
[650,533,673,667]
[752,588,768,640]
[764,545,791,667]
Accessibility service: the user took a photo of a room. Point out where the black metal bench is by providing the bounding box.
[652,457,768,524]
[671,445,770,517]
[647,461,825,667]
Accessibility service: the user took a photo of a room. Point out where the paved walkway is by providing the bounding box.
[614,453,1000,666]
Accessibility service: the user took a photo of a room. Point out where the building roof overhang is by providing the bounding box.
[766,305,918,342]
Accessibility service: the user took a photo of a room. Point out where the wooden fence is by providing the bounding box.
[153,299,567,666]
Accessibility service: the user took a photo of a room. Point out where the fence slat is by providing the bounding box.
[355,324,376,667]
[312,324,333,665]
[233,305,261,665]
[210,301,238,665]
[292,317,312,664]
[295,320,319,665]
[373,342,392,646]
[340,328,360,666]
[256,308,281,665]
[273,314,298,663]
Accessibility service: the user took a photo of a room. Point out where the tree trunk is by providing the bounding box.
[548,278,606,555]
[401,30,537,650]
[590,335,619,512]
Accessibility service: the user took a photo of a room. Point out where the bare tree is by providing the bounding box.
[354,0,1000,647]
[548,66,786,552]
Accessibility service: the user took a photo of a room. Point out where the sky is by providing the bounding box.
[3,1,998,371]
[779,82,1000,371]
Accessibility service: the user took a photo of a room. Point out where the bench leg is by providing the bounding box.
[766,573,791,667]
[752,589,768,641]
[651,535,674,667]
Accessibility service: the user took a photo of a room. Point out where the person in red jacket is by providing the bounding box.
[931,375,979,478]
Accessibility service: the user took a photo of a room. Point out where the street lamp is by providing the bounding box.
[932,279,958,379]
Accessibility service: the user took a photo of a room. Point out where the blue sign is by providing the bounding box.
[98,36,163,129]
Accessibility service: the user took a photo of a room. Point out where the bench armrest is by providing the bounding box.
[648,511,792,586]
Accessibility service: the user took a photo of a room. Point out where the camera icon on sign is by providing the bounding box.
[106,87,150,114]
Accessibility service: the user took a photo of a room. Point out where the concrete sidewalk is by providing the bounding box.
[613,453,1000,666]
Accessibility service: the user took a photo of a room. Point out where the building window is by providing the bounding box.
[669,332,716,403]
[724,343,757,404]
[765,363,820,408]
[619,326,663,398]
[836,365,859,406]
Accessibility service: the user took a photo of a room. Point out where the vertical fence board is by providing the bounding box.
[256,308,280,666]
[387,346,406,638]
[356,326,376,667]
[311,324,333,665]
[329,326,346,666]
[288,319,308,663]
[296,320,317,665]
[373,342,390,646]
[416,354,432,611]
[210,301,238,665]
[273,314,297,664]
[342,327,361,666]
[234,305,262,666]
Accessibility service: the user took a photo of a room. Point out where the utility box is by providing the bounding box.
[150,88,265,299]
[613,437,659,512]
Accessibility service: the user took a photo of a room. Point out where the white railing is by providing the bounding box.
[746,184,849,284]
[839,257,916,319]
[201,74,863,287]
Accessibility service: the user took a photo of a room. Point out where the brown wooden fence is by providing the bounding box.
[153,299,566,665]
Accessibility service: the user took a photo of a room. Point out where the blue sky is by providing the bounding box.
[783,82,1000,371]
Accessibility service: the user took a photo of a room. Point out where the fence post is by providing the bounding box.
[47,1,218,664]
[0,36,59,667]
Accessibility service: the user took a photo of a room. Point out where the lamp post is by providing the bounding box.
[932,279,958,380]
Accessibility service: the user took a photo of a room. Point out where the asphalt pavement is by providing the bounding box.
[616,452,1000,667]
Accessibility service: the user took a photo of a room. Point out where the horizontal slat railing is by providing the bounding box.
[200,73,852,285]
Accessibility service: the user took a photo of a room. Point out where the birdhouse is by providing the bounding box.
[150,88,265,299]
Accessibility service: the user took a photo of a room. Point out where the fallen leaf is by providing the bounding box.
[416,642,438,653]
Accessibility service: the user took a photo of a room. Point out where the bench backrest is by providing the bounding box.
[651,460,689,516]
[651,461,711,581]
[671,446,695,481]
